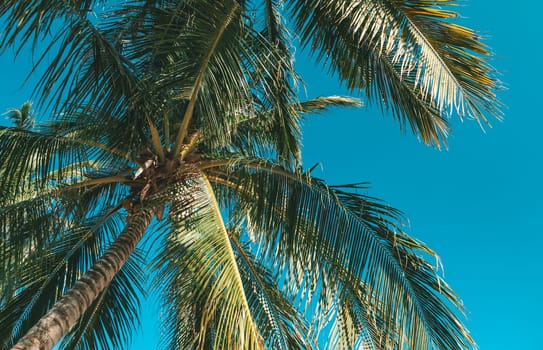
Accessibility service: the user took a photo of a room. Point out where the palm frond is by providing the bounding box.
[153,176,263,349]
[153,247,202,350]
[0,0,98,53]
[0,198,61,297]
[3,101,35,128]
[251,0,303,164]
[205,158,474,349]
[37,12,139,116]
[0,125,87,198]
[124,0,302,157]
[229,233,317,349]
[289,0,501,147]
[124,0,248,153]
[0,1,139,121]
[0,154,132,288]
[171,0,242,155]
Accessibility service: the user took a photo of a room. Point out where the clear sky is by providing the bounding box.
[1,1,540,349]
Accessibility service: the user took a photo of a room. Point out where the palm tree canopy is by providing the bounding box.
[0,0,500,349]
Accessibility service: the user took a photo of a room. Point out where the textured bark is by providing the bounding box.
[11,208,156,350]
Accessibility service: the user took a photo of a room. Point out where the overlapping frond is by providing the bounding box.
[229,234,317,349]
[0,126,87,198]
[0,117,140,343]
[0,0,99,52]
[0,179,128,297]
[0,111,137,197]
[126,0,279,155]
[204,158,474,349]
[252,0,302,164]
[289,0,501,147]
[0,212,129,347]
[153,177,263,350]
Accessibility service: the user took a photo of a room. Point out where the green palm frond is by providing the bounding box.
[0,1,134,117]
[126,0,270,154]
[0,198,61,296]
[253,0,302,164]
[38,14,138,116]
[0,113,137,202]
[229,233,317,349]
[154,245,202,350]
[0,157,131,288]
[0,126,87,197]
[153,177,263,349]
[3,101,35,129]
[170,0,242,154]
[227,96,361,162]
[0,1,97,52]
[289,0,501,147]
[326,293,365,350]
[204,158,474,349]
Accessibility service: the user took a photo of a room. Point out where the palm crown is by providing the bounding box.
[0,1,499,349]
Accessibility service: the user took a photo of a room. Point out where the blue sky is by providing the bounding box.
[1,1,541,349]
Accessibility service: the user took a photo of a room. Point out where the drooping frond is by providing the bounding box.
[289,0,501,147]
[0,1,138,120]
[204,157,475,349]
[153,176,263,349]
[0,174,132,293]
[0,115,138,288]
[0,126,87,198]
[0,108,138,200]
[229,233,317,349]
[0,198,62,302]
[0,0,99,52]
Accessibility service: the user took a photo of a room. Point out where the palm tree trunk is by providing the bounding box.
[11,207,156,350]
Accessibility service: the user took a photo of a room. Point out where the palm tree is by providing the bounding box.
[0,1,500,349]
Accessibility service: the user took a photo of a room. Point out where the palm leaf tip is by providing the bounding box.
[393,1,503,124]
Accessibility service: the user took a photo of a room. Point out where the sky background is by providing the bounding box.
[1,1,541,349]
